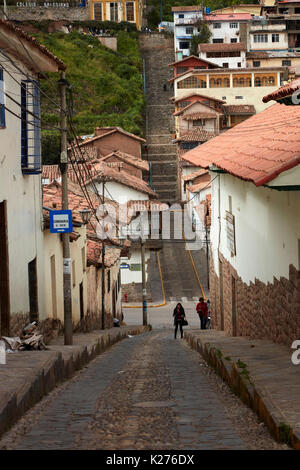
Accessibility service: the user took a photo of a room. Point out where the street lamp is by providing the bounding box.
[79,208,91,225]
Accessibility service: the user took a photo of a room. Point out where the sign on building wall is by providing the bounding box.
[225,210,236,255]
[50,210,73,233]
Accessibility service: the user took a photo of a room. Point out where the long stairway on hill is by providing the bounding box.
[139,33,178,204]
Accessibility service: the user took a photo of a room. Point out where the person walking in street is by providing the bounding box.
[196,297,208,330]
[173,303,186,339]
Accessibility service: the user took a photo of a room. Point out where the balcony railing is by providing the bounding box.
[175,16,203,25]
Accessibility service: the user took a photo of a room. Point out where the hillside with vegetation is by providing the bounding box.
[29,23,144,164]
[147,0,259,28]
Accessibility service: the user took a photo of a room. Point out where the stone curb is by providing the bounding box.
[0,325,149,439]
[184,331,300,450]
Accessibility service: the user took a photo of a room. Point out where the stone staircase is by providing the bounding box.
[139,33,178,204]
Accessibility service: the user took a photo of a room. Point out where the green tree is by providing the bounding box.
[190,22,212,56]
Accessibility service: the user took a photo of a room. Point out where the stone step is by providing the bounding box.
[146,155,177,163]
[151,175,177,183]
[146,135,173,145]
[145,144,177,155]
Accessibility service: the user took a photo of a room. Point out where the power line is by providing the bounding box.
[0,48,64,113]
[4,89,61,131]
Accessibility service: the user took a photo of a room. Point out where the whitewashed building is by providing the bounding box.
[0,20,65,336]
[182,101,300,346]
[172,5,203,59]
[204,13,252,44]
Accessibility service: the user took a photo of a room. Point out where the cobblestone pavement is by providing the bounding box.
[0,331,289,450]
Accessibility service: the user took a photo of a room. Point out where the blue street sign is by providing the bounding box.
[121,263,130,269]
[50,210,73,233]
[205,7,211,14]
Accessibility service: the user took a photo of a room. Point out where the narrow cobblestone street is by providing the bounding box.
[0,331,289,451]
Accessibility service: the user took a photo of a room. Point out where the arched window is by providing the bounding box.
[223,78,230,87]
[255,77,261,87]
[268,76,275,85]
[262,76,269,86]
[233,78,239,87]
[239,77,244,87]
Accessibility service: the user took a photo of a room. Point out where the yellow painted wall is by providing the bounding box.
[90,0,142,30]
[44,225,88,324]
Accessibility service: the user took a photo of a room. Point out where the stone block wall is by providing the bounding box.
[210,252,300,346]
[2,6,89,22]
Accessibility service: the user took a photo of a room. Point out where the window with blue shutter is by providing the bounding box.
[0,69,5,128]
[21,79,41,174]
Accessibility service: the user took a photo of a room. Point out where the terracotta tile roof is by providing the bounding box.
[174,94,226,104]
[0,20,66,71]
[198,42,247,53]
[176,128,216,143]
[203,13,252,20]
[183,112,217,120]
[174,101,219,117]
[75,127,146,149]
[223,104,256,115]
[168,56,220,70]
[100,151,149,171]
[262,78,300,103]
[172,6,203,11]
[42,162,157,198]
[87,239,121,268]
[182,102,300,186]
[189,181,211,192]
[183,168,209,181]
[84,162,157,198]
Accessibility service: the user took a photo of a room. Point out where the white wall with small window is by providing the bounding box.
[207,20,244,45]
[173,9,203,58]
[0,55,46,325]
[249,29,288,51]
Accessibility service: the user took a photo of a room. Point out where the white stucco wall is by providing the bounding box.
[174,10,203,57]
[207,20,242,44]
[120,248,151,284]
[0,58,45,320]
[88,180,149,205]
[43,225,88,323]
[249,31,288,51]
[210,172,300,284]
[199,51,246,68]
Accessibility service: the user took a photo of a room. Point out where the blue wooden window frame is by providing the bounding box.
[0,69,5,128]
[21,79,41,174]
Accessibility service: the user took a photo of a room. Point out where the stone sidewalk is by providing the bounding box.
[0,326,148,438]
[185,329,300,449]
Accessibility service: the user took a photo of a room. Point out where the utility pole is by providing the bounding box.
[141,238,147,326]
[59,71,73,345]
[160,0,162,25]
[101,182,105,330]
[3,0,8,19]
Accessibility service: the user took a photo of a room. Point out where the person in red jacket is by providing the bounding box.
[196,297,208,330]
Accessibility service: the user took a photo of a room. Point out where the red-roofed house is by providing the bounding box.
[169,56,219,80]
[198,42,247,69]
[182,102,300,346]
[204,13,252,47]
[70,126,146,160]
